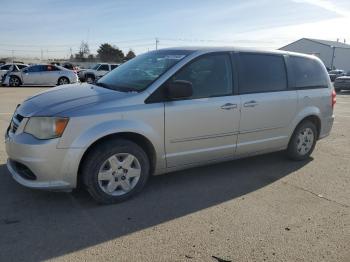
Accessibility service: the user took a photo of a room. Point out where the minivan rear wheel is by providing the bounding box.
[82,139,150,204]
[287,121,317,161]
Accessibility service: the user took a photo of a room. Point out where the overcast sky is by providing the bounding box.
[1,0,350,59]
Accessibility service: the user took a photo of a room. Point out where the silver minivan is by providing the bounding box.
[5,47,335,204]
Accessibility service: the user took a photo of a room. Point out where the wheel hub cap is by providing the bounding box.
[296,127,314,156]
[97,153,141,196]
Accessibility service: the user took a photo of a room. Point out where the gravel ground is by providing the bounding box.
[0,87,349,262]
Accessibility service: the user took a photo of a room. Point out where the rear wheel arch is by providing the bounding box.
[77,132,157,188]
[297,115,321,140]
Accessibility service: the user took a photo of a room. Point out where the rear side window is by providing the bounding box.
[111,64,118,70]
[27,65,42,72]
[238,53,287,94]
[290,56,327,88]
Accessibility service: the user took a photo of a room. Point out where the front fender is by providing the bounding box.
[57,118,166,170]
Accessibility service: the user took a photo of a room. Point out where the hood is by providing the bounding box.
[16,83,130,117]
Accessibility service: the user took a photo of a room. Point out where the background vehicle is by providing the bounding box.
[5,48,334,204]
[78,63,119,83]
[3,64,78,87]
[0,63,28,83]
[328,69,345,81]
[334,72,350,92]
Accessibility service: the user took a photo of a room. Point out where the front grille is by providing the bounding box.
[10,160,37,180]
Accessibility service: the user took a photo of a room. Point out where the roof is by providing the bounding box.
[159,46,317,59]
[281,38,350,49]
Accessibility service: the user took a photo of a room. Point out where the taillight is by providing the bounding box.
[331,89,336,109]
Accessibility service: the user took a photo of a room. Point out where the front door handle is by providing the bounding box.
[243,100,258,107]
[220,103,237,110]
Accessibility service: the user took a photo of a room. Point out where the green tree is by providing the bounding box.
[125,49,136,60]
[97,43,124,62]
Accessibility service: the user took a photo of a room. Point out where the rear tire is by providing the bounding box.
[82,139,150,204]
[9,76,21,87]
[57,77,69,86]
[287,121,317,161]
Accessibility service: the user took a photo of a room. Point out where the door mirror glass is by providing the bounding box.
[166,80,193,99]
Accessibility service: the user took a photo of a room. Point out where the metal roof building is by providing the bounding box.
[280,38,350,71]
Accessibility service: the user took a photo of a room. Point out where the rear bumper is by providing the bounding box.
[319,115,335,139]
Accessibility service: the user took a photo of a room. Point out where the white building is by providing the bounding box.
[279,38,350,72]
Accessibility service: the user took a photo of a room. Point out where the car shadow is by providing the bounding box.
[0,152,311,261]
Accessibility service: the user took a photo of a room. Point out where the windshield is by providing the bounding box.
[91,64,100,70]
[96,50,193,92]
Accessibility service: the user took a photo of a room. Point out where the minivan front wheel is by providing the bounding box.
[287,121,317,161]
[82,139,150,204]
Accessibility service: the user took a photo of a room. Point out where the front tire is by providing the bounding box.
[9,76,21,87]
[82,139,150,204]
[287,121,317,161]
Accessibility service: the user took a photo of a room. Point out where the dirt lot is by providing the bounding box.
[0,87,349,262]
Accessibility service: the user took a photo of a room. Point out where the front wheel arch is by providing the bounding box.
[77,132,157,189]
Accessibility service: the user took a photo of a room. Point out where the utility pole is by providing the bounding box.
[41,48,43,62]
[155,38,159,50]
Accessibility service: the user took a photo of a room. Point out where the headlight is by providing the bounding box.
[24,117,69,139]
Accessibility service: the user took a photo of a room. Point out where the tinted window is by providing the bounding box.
[98,64,109,71]
[111,64,118,70]
[291,56,328,88]
[171,53,233,99]
[238,53,287,94]
[1,65,11,70]
[27,65,42,72]
[46,65,60,71]
[17,65,27,69]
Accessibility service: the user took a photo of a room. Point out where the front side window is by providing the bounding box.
[169,53,233,99]
[291,56,328,88]
[97,50,193,92]
[238,53,287,94]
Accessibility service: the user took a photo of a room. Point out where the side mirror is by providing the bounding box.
[23,69,28,74]
[166,80,193,100]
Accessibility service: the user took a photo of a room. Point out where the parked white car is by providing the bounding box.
[0,63,28,82]
[3,64,79,87]
[78,63,119,83]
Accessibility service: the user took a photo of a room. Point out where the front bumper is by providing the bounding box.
[5,130,84,191]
